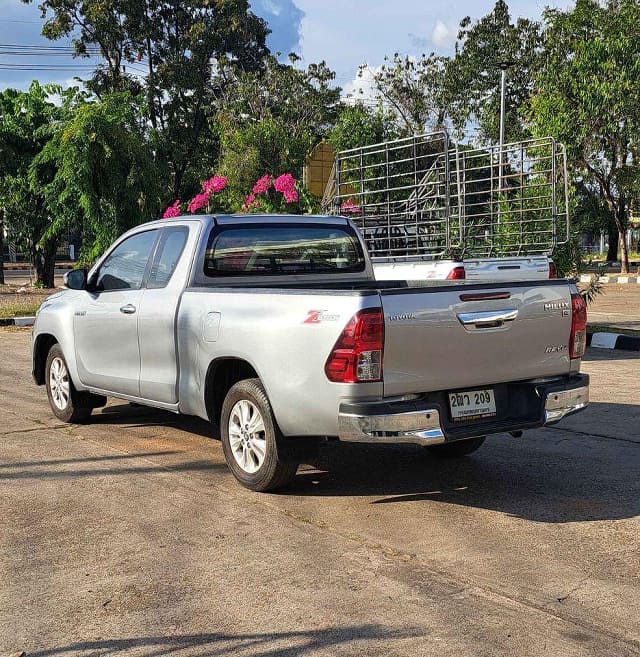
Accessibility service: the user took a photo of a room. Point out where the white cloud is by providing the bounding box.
[431,20,457,48]
[341,64,383,103]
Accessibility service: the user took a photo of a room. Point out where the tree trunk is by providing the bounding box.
[34,239,58,288]
[606,223,618,262]
[0,216,5,286]
[618,229,630,274]
[616,198,630,274]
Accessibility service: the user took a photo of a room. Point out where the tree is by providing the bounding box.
[31,91,161,259]
[528,0,640,272]
[447,0,542,142]
[363,53,451,135]
[28,0,272,198]
[215,55,340,204]
[329,102,397,153]
[0,82,62,287]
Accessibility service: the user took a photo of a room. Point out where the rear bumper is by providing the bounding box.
[338,374,589,446]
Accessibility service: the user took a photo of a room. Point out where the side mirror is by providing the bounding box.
[63,268,88,290]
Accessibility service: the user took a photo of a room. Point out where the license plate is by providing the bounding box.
[449,389,496,421]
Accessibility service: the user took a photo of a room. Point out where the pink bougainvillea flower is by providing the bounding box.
[187,192,210,214]
[202,175,227,195]
[252,174,273,195]
[274,173,299,204]
[283,188,299,203]
[242,193,258,212]
[274,173,295,194]
[162,199,182,218]
[340,198,362,215]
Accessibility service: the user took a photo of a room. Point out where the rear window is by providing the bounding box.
[203,224,366,277]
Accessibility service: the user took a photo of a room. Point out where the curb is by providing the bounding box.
[579,274,640,284]
[3,264,74,271]
[587,331,640,351]
[0,316,35,327]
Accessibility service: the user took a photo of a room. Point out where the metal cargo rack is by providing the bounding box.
[322,132,569,261]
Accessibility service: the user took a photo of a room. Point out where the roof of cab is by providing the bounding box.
[139,213,349,229]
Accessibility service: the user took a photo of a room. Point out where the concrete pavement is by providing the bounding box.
[1,328,640,656]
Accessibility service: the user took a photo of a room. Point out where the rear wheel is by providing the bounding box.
[426,436,486,458]
[220,378,298,492]
[45,344,94,423]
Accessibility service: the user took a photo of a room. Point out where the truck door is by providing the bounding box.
[74,229,160,396]
[137,225,191,403]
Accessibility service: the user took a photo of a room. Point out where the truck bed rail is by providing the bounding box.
[322,132,569,261]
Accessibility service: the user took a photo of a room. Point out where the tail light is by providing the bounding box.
[569,293,587,359]
[549,261,558,279]
[325,308,384,383]
[446,266,466,280]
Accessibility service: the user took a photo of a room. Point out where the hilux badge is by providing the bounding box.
[544,301,570,311]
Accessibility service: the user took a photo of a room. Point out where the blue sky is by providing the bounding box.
[0,0,572,92]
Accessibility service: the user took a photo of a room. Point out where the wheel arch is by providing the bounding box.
[204,357,261,427]
[32,333,59,385]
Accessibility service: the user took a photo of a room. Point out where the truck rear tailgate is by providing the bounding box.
[381,280,573,397]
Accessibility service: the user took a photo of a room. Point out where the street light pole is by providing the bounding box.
[499,65,507,168]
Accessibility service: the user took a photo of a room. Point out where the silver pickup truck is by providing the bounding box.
[32,214,589,491]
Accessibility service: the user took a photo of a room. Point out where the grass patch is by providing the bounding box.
[588,323,640,337]
[0,300,42,319]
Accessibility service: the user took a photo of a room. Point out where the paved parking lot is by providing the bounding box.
[1,328,640,656]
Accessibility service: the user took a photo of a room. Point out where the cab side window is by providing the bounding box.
[148,227,189,289]
[96,230,158,292]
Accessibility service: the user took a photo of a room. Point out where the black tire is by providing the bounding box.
[220,378,298,492]
[45,344,94,423]
[426,436,486,458]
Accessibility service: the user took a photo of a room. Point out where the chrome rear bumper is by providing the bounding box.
[543,385,589,424]
[338,409,446,446]
[338,376,589,445]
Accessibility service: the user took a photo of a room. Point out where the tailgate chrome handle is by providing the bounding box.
[119,304,137,315]
[457,309,518,330]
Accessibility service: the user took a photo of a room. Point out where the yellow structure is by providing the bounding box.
[303,141,335,199]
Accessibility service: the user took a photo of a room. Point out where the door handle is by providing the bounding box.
[457,309,518,331]
[120,304,137,315]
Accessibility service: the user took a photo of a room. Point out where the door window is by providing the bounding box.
[96,230,158,291]
[148,227,189,289]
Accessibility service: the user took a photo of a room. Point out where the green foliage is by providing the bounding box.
[31,92,161,258]
[27,0,271,198]
[0,81,63,286]
[329,103,397,153]
[364,53,451,135]
[448,1,541,143]
[216,55,340,205]
[528,0,640,272]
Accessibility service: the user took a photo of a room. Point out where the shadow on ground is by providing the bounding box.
[8,399,639,525]
[289,402,640,524]
[25,625,422,657]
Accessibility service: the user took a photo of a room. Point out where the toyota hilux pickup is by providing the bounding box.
[32,214,589,491]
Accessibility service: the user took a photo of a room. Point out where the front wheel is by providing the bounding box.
[45,344,93,423]
[220,378,298,492]
[426,436,486,458]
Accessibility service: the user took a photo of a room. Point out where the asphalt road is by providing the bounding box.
[1,329,640,657]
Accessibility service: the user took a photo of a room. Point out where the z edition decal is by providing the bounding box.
[304,310,340,324]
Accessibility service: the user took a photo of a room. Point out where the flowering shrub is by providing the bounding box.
[162,174,228,218]
[162,171,317,218]
[162,199,181,219]
[274,173,298,203]
[243,172,305,213]
[187,192,210,214]
[202,175,227,195]
[252,174,273,195]
[340,198,361,215]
